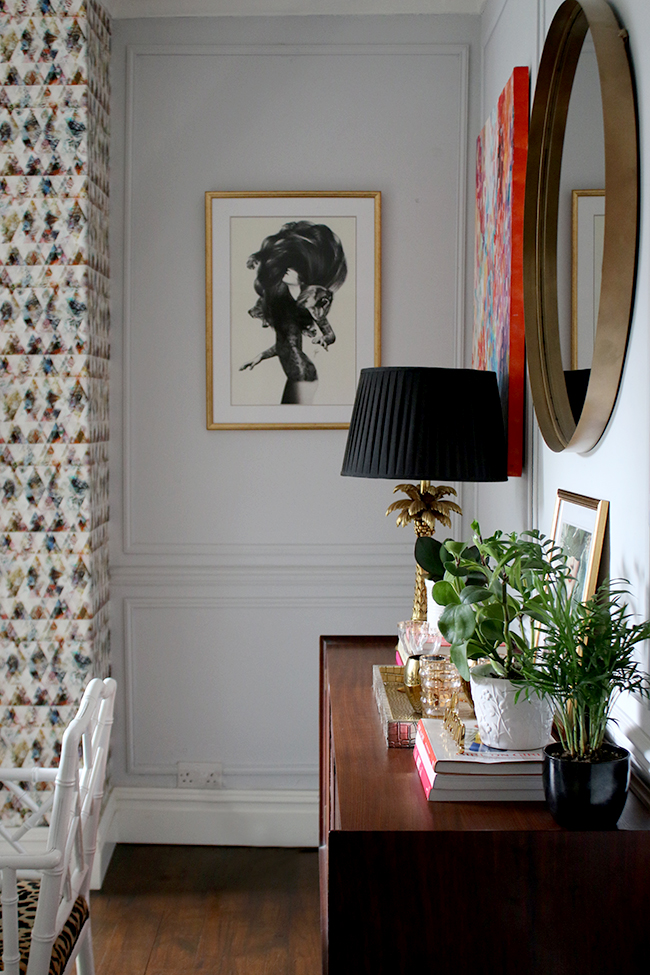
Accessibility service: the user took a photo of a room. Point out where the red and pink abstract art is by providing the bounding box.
[473,67,529,478]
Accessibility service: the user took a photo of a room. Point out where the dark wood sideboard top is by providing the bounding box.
[320,634,650,834]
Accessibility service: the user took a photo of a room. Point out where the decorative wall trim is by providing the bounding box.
[106,1,484,19]
[537,0,548,66]
[454,43,469,373]
[128,42,471,57]
[111,552,414,586]
[113,540,415,564]
[121,40,470,554]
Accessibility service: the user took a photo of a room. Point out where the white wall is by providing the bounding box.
[107,2,650,848]
[472,0,540,537]
[108,13,481,840]
[479,0,650,773]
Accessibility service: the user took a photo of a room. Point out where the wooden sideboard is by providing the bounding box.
[319,635,650,975]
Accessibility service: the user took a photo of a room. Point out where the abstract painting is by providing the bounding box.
[473,67,529,477]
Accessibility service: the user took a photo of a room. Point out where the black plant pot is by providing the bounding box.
[543,742,631,829]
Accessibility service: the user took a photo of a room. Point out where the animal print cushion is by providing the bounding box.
[0,879,89,975]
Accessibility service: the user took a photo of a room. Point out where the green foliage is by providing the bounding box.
[516,579,650,760]
[429,521,569,681]
[414,536,446,582]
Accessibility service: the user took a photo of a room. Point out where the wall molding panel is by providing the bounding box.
[122,592,405,776]
[120,39,469,554]
[110,17,475,799]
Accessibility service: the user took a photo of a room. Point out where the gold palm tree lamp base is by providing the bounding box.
[386,480,462,621]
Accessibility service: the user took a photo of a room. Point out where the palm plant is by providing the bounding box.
[516,578,650,760]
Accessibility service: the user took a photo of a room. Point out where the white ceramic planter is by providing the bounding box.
[425,579,444,635]
[469,663,554,751]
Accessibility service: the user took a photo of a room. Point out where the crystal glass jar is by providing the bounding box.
[418,654,461,718]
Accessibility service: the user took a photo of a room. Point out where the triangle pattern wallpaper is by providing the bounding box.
[0,0,111,821]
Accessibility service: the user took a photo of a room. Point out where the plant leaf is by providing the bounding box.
[439,602,476,643]
[450,642,471,681]
[414,537,445,578]
[432,580,460,605]
[460,585,492,605]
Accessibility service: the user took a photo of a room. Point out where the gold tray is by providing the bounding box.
[372,665,420,748]
[372,664,475,748]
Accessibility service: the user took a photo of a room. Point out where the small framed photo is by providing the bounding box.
[551,489,609,603]
[571,189,605,370]
[205,191,381,430]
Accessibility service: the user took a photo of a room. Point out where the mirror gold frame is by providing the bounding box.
[523,0,638,453]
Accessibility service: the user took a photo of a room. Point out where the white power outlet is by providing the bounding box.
[177,762,223,789]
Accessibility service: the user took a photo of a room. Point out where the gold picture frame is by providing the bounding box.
[205,191,381,430]
[550,489,609,603]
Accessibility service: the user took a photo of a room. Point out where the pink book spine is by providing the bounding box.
[414,739,434,798]
[416,720,437,769]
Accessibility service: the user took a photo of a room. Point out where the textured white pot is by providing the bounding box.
[425,579,444,635]
[469,663,554,751]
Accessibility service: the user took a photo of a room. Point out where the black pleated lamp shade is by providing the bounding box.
[341,367,507,481]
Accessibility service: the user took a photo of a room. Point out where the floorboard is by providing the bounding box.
[91,845,321,975]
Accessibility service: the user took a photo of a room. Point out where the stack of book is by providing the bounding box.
[414,718,545,801]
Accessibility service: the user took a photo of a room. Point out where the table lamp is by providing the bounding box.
[341,366,508,620]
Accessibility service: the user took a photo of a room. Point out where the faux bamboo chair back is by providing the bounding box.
[0,677,116,975]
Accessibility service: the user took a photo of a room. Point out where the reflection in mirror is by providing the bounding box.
[571,189,604,369]
[557,30,604,372]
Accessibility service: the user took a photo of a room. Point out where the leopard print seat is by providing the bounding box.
[0,879,89,975]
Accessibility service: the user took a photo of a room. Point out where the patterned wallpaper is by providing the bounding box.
[0,0,110,814]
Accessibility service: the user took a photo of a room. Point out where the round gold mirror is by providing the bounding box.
[523,0,638,452]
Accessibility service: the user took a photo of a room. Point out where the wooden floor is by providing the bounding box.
[91,845,321,975]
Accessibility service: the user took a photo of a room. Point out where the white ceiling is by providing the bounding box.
[104,0,485,18]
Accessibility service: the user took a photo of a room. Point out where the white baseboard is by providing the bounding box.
[3,787,318,890]
[109,785,318,845]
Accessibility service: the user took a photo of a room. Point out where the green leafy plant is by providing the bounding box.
[417,521,569,682]
[516,579,650,761]
[413,535,448,585]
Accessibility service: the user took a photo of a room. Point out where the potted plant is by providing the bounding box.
[516,577,650,828]
[417,522,569,750]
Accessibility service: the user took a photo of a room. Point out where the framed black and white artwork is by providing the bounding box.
[205,191,381,429]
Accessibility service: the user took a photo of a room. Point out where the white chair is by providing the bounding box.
[0,677,116,975]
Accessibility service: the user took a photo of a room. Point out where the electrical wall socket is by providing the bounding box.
[177,762,223,789]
